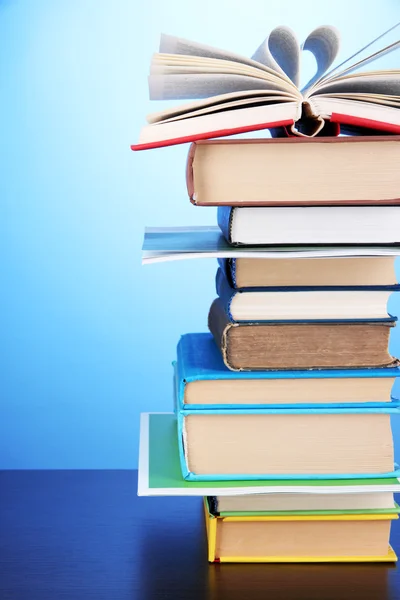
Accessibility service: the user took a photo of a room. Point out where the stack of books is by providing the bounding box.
[134,27,400,564]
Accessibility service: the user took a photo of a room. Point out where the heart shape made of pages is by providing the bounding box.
[251,25,340,90]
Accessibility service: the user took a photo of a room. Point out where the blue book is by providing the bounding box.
[215,267,398,323]
[175,406,400,481]
[175,333,400,410]
[217,257,400,291]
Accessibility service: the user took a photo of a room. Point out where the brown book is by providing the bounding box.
[186,137,400,206]
[208,298,398,371]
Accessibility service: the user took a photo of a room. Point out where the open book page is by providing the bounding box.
[159,33,292,81]
[301,26,340,91]
[329,40,400,80]
[252,26,300,86]
[147,90,297,124]
[311,73,400,98]
[148,73,295,101]
[150,56,292,84]
[309,36,400,97]
[149,52,297,101]
[153,51,291,80]
[148,95,295,126]
[151,27,400,105]
[317,22,400,82]
[315,92,400,109]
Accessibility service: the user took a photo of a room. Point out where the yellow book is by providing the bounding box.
[203,499,398,563]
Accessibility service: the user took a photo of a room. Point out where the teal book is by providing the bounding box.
[175,405,400,482]
[175,332,400,410]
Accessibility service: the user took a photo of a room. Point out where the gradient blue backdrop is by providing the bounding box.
[1,0,400,468]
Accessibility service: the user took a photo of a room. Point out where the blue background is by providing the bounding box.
[1,0,400,468]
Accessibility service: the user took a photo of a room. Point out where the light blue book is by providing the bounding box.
[175,404,400,482]
[175,333,400,411]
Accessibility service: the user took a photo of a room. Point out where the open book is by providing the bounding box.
[132,24,400,150]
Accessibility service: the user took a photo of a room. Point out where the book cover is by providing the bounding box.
[203,499,398,563]
[175,333,400,410]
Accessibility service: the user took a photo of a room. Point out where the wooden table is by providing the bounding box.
[0,470,399,599]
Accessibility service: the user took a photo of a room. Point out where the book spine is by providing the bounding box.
[177,411,191,480]
[269,125,294,138]
[208,298,238,371]
[207,496,219,516]
[172,362,182,414]
[175,337,188,406]
[269,121,340,138]
[217,206,234,244]
[215,267,236,320]
[186,142,196,204]
[217,258,237,288]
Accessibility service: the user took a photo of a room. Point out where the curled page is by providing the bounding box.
[252,26,300,86]
[159,33,285,76]
[150,56,287,82]
[302,26,341,92]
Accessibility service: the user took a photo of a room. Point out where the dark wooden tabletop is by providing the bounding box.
[1,470,400,600]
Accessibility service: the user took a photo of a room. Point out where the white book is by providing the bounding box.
[219,206,400,245]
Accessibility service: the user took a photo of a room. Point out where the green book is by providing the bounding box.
[138,413,400,496]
